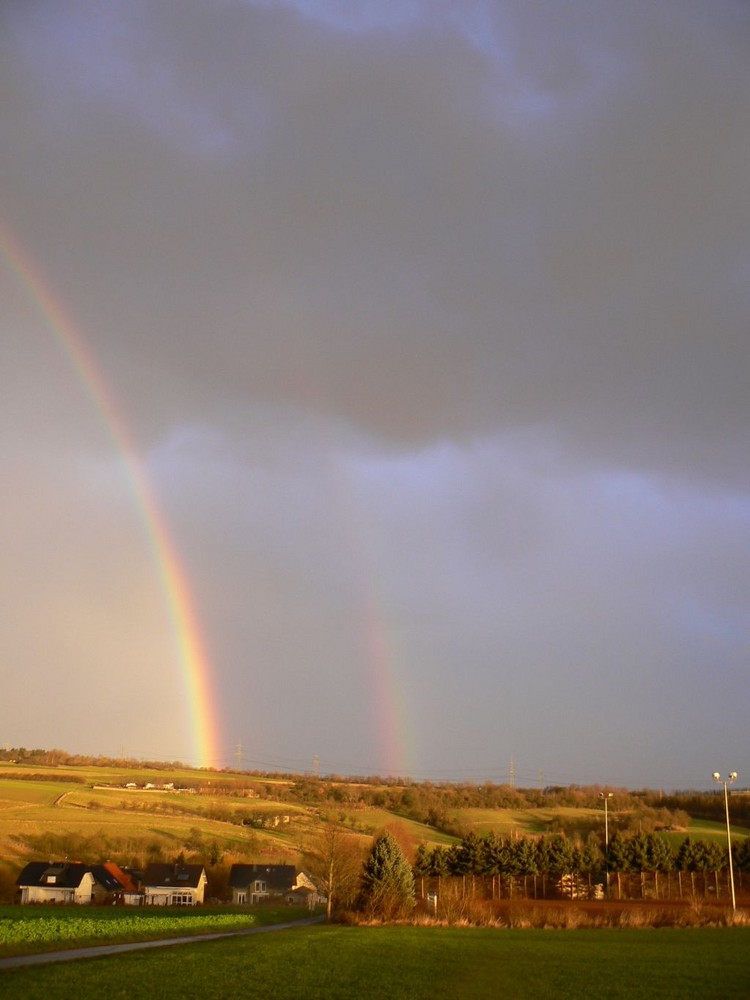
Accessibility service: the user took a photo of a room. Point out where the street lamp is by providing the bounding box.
[712,771,738,912]
[599,792,614,849]
[600,792,613,895]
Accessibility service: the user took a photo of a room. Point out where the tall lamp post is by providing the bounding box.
[712,771,738,912]
[600,792,613,895]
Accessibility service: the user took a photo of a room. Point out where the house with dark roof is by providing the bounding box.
[16,861,125,905]
[228,863,320,906]
[141,863,207,906]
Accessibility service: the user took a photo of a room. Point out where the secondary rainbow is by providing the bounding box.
[330,456,412,777]
[1,221,222,768]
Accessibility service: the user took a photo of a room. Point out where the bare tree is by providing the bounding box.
[303,824,363,921]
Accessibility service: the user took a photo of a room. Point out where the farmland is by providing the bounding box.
[1,753,749,909]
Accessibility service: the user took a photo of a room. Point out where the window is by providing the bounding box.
[254,881,267,892]
[171,893,194,906]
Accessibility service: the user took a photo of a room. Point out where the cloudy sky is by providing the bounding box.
[2,0,749,789]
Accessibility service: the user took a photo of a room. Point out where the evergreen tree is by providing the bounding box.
[627,832,651,875]
[445,843,463,876]
[576,836,601,893]
[734,836,750,873]
[413,843,431,877]
[455,832,483,876]
[359,832,415,919]
[514,836,540,898]
[675,836,697,872]
[480,831,504,876]
[645,833,673,898]
[428,846,449,878]
[535,836,553,896]
[546,834,574,878]
[514,836,540,878]
[606,830,630,899]
[413,843,431,900]
[646,833,673,872]
[606,831,630,872]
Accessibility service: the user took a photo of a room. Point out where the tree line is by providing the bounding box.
[410,830,750,901]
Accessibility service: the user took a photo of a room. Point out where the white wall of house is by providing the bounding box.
[144,876,206,906]
[20,872,96,905]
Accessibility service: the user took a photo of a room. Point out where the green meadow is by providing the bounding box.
[2,924,750,1000]
[0,905,310,956]
[0,763,310,867]
[452,806,603,836]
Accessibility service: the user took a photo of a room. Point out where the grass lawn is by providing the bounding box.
[2,924,749,999]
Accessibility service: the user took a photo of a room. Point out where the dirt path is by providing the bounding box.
[0,915,326,970]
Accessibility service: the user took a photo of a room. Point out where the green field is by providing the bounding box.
[0,907,254,955]
[0,765,311,866]
[453,806,603,836]
[2,924,750,999]
[326,806,455,845]
[0,905,312,957]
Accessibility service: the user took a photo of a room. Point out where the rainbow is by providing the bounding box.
[331,458,412,777]
[361,586,411,777]
[0,222,222,768]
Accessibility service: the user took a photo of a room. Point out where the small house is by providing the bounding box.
[228,864,321,906]
[16,861,124,905]
[141,863,207,906]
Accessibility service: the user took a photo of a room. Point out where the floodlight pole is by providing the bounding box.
[599,792,613,896]
[712,771,738,912]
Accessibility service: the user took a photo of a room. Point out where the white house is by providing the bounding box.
[141,863,207,906]
[16,862,124,905]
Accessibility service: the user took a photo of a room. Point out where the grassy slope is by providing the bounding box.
[451,806,602,835]
[2,761,748,874]
[2,925,750,1000]
[0,762,309,865]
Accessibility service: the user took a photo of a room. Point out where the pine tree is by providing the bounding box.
[359,832,415,919]
[413,843,431,900]
[606,831,630,899]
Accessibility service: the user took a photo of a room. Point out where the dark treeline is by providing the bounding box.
[0,747,191,772]
[660,791,750,828]
[411,831,750,902]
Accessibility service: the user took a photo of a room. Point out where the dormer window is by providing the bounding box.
[254,880,266,892]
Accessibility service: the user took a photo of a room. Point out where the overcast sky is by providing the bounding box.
[2,0,749,788]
